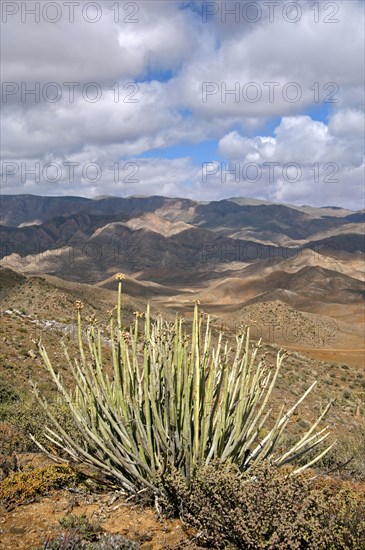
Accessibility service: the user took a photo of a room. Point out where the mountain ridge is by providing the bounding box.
[1,193,363,362]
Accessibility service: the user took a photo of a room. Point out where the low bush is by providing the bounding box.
[58,514,102,542]
[0,463,83,507]
[0,381,20,404]
[0,422,19,479]
[0,393,82,455]
[41,514,140,549]
[42,533,140,550]
[162,460,365,549]
[316,419,365,480]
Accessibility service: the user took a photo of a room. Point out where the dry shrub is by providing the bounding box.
[319,420,365,480]
[0,422,23,457]
[162,461,365,549]
[42,533,140,550]
[40,514,140,549]
[0,422,19,479]
[0,392,82,456]
[0,463,83,508]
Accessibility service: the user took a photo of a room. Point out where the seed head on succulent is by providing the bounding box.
[107,306,117,317]
[133,311,145,319]
[115,273,126,281]
[121,330,131,342]
[75,300,84,310]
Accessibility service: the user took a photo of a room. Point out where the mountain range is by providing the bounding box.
[0,194,364,364]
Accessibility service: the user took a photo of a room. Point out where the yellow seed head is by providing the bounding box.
[133,311,144,318]
[107,307,115,317]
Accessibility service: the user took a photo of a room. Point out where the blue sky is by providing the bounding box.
[137,103,334,165]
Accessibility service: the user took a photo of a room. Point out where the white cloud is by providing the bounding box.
[329,109,365,137]
[170,0,364,119]
[0,0,364,207]
[1,1,199,85]
[216,113,364,208]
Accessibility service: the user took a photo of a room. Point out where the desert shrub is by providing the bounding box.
[343,388,352,400]
[32,275,333,498]
[42,532,140,550]
[0,393,82,455]
[0,380,20,404]
[315,419,365,480]
[0,463,84,507]
[58,514,102,542]
[162,460,365,549]
[0,395,48,452]
[40,515,140,549]
[0,423,20,479]
[0,422,24,456]
[84,535,140,550]
[312,476,365,548]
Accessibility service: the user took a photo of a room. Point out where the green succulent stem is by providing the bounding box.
[32,281,333,495]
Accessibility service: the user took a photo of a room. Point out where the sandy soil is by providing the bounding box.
[0,489,200,550]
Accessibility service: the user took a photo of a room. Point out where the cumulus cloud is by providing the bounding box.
[1,151,200,200]
[1,1,199,85]
[216,113,364,207]
[170,0,364,119]
[2,81,184,158]
[0,0,364,207]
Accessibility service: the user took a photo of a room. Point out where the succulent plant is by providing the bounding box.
[31,275,333,496]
